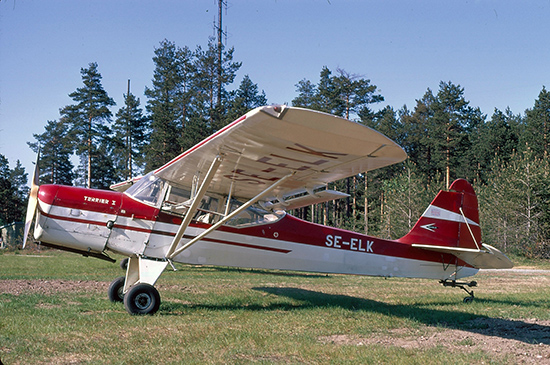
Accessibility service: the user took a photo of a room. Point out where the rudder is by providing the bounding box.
[399,178,480,250]
[399,179,513,269]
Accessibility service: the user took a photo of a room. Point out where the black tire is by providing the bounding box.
[123,283,161,315]
[120,258,129,271]
[108,276,125,303]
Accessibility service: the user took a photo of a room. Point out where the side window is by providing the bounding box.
[162,187,220,224]
[162,186,192,214]
[195,196,220,224]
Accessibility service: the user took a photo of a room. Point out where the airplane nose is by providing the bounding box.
[37,185,60,205]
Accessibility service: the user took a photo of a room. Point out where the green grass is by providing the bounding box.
[1,249,550,364]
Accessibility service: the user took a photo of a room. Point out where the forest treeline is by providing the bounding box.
[2,37,550,258]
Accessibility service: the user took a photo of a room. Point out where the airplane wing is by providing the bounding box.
[153,105,407,204]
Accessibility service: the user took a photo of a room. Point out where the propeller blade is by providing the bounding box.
[23,151,40,249]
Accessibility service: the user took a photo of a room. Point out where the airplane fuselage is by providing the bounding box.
[34,184,477,281]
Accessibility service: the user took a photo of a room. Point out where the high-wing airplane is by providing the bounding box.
[23,105,513,315]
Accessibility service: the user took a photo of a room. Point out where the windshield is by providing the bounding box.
[125,172,166,207]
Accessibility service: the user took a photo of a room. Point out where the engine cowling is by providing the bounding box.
[34,185,122,254]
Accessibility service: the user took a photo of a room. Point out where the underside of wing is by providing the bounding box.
[154,105,407,203]
[262,189,350,211]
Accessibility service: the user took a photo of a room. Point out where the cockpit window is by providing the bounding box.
[125,172,166,207]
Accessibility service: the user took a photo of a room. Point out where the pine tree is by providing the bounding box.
[399,89,436,180]
[192,37,241,134]
[145,40,194,169]
[401,82,480,187]
[226,75,268,122]
[522,86,550,158]
[469,108,520,183]
[292,66,383,118]
[316,67,341,113]
[334,68,383,120]
[28,120,75,185]
[430,81,472,187]
[88,131,118,190]
[357,107,403,235]
[112,83,149,179]
[292,78,318,109]
[0,154,27,225]
[60,62,115,188]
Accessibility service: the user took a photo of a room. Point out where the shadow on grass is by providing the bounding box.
[256,287,550,345]
[164,286,550,345]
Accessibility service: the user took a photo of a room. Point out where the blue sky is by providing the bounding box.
[1,0,550,177]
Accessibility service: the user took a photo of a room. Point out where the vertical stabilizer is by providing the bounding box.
[399,179,513,269]
[399,179,480,250]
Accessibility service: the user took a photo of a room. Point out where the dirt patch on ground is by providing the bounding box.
[320,317,550,364]
[0,279,108,296]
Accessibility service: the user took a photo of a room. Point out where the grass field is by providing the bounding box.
[2,249,550,364]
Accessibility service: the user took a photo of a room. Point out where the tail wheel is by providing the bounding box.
[108,276,125,303]
[123,283,161,315]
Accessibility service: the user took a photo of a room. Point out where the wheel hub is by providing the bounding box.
[135,293,152,310]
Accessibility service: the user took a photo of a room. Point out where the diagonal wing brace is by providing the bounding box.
[165,156,224,259]
[166,172,295,261]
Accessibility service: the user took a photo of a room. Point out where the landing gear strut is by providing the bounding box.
[440,279,477,303]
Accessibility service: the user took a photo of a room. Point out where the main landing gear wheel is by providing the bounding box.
[123,283,161,315]
[108,276,125,303]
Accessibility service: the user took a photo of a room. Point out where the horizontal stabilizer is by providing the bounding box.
[264,190,349,211]
[412,243,513,269]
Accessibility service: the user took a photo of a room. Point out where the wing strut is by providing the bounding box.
[166,172,295,260]
[165,156,224,259]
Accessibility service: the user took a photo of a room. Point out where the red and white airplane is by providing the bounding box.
[23,105,513,315]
